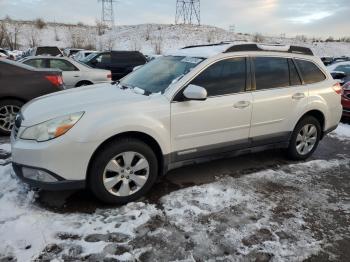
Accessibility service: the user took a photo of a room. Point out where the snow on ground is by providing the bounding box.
[0,132,350,261]
[329,123,350,141]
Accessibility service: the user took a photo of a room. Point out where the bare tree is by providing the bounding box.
[5,22,22,50]
[0,21,7,47]
[296,35,308,42]
[27,26,41,48]
[145,24,152,41]
[103,33,116,51]
[206,30,216,43]
[130,37,141,51]
[34,18,46,30]
[253,33,264,43]
[96,19,107,36]
[152,33,163,55]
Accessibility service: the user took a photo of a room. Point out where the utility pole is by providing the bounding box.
[175,0,201,25]
[99,0,117,28]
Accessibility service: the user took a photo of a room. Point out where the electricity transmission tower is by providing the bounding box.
[99,0,117,28]
[175,0,201,25]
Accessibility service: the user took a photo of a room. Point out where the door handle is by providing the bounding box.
[73,75,80,77]
[234,101,250,109]
[292,93,305,100]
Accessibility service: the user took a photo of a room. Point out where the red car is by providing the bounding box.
[342,82,350,117]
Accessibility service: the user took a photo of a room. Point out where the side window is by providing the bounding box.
[289,59,302,86]
[23,59,46,68]
[190,57,246,97]
[295,59,326,84]
[95,53,111,64]
[50,59,77,71]
[254,57,289,90]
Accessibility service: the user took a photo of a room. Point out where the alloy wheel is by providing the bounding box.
[296,124,318,155]
[0,105,20,132]
[102,151,150,197]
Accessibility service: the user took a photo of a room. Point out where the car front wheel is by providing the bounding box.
[89,138,158,204]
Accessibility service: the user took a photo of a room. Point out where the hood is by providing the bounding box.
[21,83,149,126]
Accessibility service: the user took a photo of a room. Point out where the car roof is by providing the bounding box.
[167,42,314,58]
[328,61,350,70]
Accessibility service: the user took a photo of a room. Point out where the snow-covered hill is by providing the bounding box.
[2,19,350,57]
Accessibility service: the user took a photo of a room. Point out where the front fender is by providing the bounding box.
[70,113,171,155]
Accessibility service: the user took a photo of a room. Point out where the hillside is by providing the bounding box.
[1,19,350,57]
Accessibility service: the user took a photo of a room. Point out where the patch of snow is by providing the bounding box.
[329,123,350,141]
[0,142,349,261]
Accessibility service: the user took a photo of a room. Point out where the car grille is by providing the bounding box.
[13,114,22,139]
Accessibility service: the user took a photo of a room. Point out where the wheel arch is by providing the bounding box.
[86,131,166,181]
[75,80,93,87]
[297,109,325,137]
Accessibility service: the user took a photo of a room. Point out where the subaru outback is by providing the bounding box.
[11,43,342,204]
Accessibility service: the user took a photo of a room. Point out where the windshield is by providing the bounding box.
[120,56,204,94]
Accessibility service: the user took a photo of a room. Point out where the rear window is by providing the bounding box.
[295,59,326,84]
[254,57,290,90]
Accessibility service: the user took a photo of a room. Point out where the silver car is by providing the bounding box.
[20,56,112,88]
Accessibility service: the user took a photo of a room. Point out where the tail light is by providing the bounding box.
[45,75,63,88]
[107,72,112,79]
[332,82,342,95]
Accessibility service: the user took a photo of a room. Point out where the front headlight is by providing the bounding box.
[20,112,84,142]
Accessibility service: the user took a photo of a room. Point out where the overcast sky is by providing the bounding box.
[0,0,349,38]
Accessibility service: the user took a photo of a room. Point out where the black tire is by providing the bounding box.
[0,99,23,136]
[88,138,158,204]
[287,116,321,160]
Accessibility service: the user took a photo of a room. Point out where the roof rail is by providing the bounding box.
[224,43,313,56]
[182,42,231,49]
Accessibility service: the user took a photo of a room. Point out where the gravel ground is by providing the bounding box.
[0,122,349,262]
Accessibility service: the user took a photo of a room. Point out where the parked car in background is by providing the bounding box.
[0,52,8,59]
[341,82,350,118]
[0,59,64,135]
[27,46,63,57]
[20,56,112,88]
[73,50,98,61]
[63,48,84,57]
[321,57,334,66]
[328,61,350,77]
[11,43,342,204]
[82,51,147,80]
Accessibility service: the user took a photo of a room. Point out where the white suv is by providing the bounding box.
[11,43,342,204]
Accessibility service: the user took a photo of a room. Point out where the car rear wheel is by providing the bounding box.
[0,99,23,136]
[287,116,321,160]
[89,138,158,204]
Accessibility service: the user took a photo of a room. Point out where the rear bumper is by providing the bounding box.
[12,163,85,191]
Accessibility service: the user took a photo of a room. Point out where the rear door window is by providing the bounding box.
[294,59,326,84]
[49,59,77,71]
[254,57,290,90]
[112,52,146,67]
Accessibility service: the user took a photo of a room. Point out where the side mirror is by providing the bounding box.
[183,84,207,101]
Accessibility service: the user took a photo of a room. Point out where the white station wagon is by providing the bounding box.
[11,43,342,204]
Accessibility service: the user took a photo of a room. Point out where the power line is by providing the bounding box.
[175,0,201,25]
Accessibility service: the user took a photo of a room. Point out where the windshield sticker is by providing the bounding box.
[181,57,203,64]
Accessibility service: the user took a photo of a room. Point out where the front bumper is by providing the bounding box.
[12,163,85,190]
[11,131,99,190]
